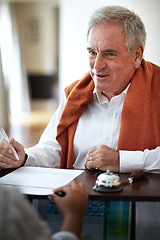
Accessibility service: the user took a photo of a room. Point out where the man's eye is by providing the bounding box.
[108,53,114,56]
[104,51,116,57]
[106,52,115,57]
[89,51,96,56]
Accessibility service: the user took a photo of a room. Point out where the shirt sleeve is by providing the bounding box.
[120,147,160,173]
[51,231,79,240]
[25,94,66,168]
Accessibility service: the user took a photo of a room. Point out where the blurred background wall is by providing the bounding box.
[0,0,160,127]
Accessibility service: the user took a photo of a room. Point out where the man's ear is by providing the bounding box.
[135,45,144,69]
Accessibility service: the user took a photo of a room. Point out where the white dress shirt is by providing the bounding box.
[25,85,160,173]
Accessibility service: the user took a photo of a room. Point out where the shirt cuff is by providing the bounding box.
[51,231,79,240]
[24,150,34,166]
[119,150,144,173]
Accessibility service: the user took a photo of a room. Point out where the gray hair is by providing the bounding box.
[87,6,146,52]
[0,185,51,240]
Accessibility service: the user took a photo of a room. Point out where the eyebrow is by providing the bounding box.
[87,47,118,54]
[87,47,93,51]
[103,49,118,54]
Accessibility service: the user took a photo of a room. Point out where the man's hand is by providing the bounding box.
[85,144,119,172]
[0,138,26,169]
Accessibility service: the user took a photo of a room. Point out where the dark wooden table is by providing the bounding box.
[2,169,160,201]
[75,169,160,202]
[1,168,160,240]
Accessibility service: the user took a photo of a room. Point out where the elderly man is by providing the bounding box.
[0,5,160,240]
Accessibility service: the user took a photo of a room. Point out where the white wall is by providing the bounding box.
[128,0,160,65]
[59,0,160,97]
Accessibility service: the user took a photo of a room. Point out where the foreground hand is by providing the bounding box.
[48,181,88,238]
[85,144,119,172]
[48,180,88,218]
[0,138,26,169]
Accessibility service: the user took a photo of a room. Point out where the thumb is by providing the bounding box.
[10,138,24,152]
[86,160,96,170]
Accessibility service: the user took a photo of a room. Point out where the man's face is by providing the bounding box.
[87,23,142,99]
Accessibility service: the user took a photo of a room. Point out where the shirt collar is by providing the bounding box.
[93,84,130,104]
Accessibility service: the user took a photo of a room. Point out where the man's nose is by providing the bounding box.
[94,54,106,71]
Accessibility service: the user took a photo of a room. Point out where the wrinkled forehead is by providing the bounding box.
[87,22,126,49]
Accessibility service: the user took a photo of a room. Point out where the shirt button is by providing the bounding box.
[106,137,110,141]
[109,112,115,116]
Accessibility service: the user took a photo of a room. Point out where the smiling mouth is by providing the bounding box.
[96,74,109,78]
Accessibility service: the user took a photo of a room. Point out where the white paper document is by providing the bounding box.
[0,166,84,195]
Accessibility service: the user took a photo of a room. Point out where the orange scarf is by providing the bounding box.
[56,60,160,169]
